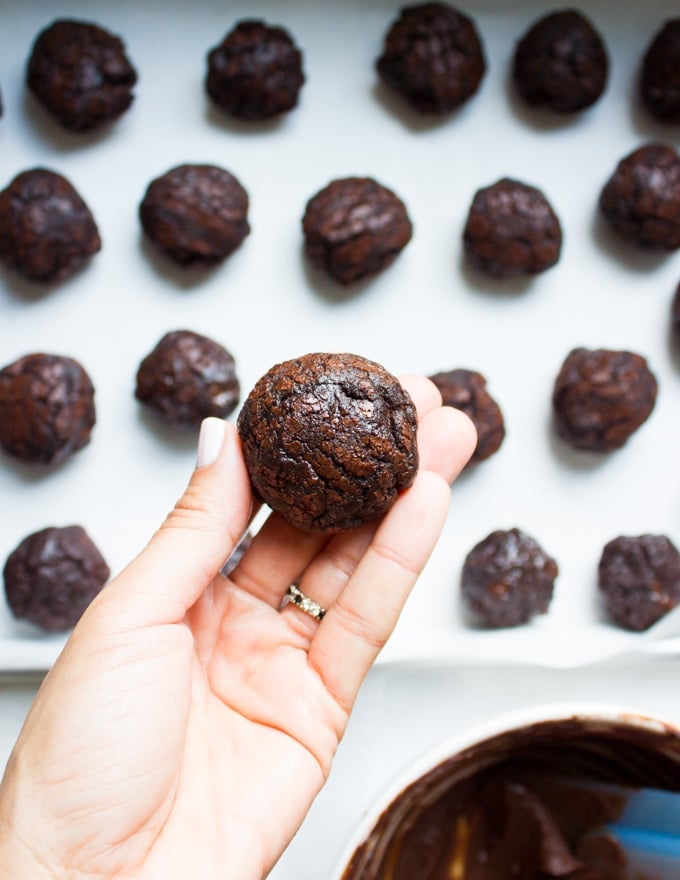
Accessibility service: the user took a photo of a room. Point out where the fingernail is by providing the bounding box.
[196,418,227,469]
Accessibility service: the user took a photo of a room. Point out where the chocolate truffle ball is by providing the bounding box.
[512,10,608,113]
[429,368,504,467]
[4,526,109,631]
[26,19,137,132]
[302,177,413,285]
[599,534,680,631]
[672,282,680,338]
[552,348,658,453]
[640,19,680,123]
[135,330,240,429]
[461,528,558,627]
[463,178,562,278]
[0,168,101,283]
[206,20,305,120]
[599,144,680,251]
[376,3,486,114]
[237,353,419,533]
[0,353,95,465]
[139,164,250,267]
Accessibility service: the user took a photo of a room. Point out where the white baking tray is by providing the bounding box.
[0,0,679,671]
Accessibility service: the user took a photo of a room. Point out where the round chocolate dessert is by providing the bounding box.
[376,3,486,114]
[461,527,558,627]
[237,352,419,533]
[599,534,680,632]
[139,164,250,266]
[463,178,562,278]
[640,19,680,123]
[302,177,413,285]
[0,353,95,465]
[599,144,680,251]
[135,330,240,429]
[4,525,109,631]
[0,168,101,283]
[552,348,658,453]
[206,19,305,120]
[429,368,504,467]
[513,10,608,113]
[26,19,137,132]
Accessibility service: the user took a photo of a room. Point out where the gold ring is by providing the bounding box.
[284,584,326,621]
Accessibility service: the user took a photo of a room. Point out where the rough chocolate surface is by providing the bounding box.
[135,330,240,429]
[27,19,137,132]
[0,168,101,283]
[463,178,562,278]
[599,534,680,631]
[4,526,109,631]
[302,177,413,285]
[429,368,504,467]
[0,353,95,465]
[640,19,680,123]
[139,164,250,266]
[552,348,658,453]
[599,144,680,251]
[513,10,608,113]
[206,19,304,120]
[237,352,419,533]
[461,528,558,627]
[376,3,486,114]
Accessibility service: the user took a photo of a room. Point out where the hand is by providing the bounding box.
[0,376,475,880]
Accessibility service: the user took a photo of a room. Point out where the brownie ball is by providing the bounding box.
[139,165,249,267]
[640,19,680,123]
[463,178,562,278]
[4,526,109,631]
[237,353,419,533]
[0,353,95,465]
[206,20,305,120]
[26,19,137,132]
[552,348,658,453]
[0,168,100,283]
[135,331,240,429]
[302,177,413,285]
[599,144,680,251]
[672,282,680,338]
[513,10,608,113]
[376,3,486,114]
[461,528,558,627]
[599,534,680,631]
[429,368,504,467]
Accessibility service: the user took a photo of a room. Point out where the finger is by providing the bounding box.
[308,470,450,712]
[398,374,442,420]
[419,406,477,483]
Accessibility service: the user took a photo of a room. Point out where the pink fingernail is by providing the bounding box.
[196,418,226,469]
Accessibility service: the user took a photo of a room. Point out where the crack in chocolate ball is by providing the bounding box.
[640,19,680,123]
[237,353,419,533]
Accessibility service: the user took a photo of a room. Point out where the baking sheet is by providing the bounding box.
[0,0,679,671]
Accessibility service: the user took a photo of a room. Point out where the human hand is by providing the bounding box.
[0,376,476,880]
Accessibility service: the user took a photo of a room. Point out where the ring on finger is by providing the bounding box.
[283,584,326,621]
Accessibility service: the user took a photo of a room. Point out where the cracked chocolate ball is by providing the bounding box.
[302,177,413,285]
[4,526,109,631]
[513,10,608,113]
[0,168,101,283]
[237,352,419,533]
[135,330,240,429]
[0,353,95,465]
[640,19,680,123]
[463,178,562,278]
[26,19,137,132]
[552,348,658,453]
[599,535,680,631]
[599,144,680,251]
[672,282,680,338]
[429,368,504,467]
[139,164,250,267]
[461,528,558,627]
[376,3,486,114]
[206,19,305,120]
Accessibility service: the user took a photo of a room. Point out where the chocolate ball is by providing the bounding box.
[237,352,419,533]
[4,525,109,631]
[640,19,680,123]
[0,353,95,465]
